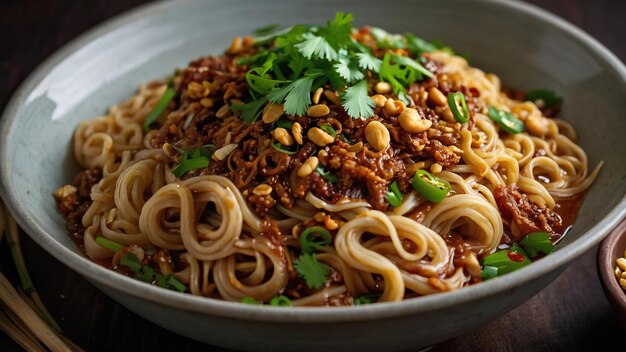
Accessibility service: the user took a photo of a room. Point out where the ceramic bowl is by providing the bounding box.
[597,220,626,329]
[1,0,626,351]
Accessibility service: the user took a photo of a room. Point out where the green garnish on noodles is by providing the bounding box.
[294,253,330,289]
[237,12,435,118]
[299,226,333,254]
[120,253,186,292]
[171,145,215,178]
[142,87,176,131]
[95,237,124,252]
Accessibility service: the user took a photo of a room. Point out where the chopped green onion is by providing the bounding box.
[299,226,332,254]
[165,275,187,292]
[142,87,176,131]
[353,293,380,305]
[171,145,214,178]
[319,124,337,138]
[276,117,294,129]
[447,92,470,123]
[95,237,124,252]
[269,295,293,307]
[120,253,188,292]
[487,106,524,134]
[519,232,554,257]
[271,142,298,155]
[525,89,562,108]
[242,296,263,305]
[316,165,338,183]
[386,181,404,207]
[411,170,451,203]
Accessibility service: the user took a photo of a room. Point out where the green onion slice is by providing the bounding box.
[487,106,524,134]
[271,142,298,155]
[354,293,381,305]
[269,295,293,307]
[316,166,338,183]
[299,226,332,254]
[320,124,337,138]
[241,296,263,305]
[411,170,451,203]
[386,181,404,207]
[447,92,470,123]
[142,87,176,131]
[95,237,124,252]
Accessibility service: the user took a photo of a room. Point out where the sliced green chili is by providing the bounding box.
[411,170,451,203]
[447,92,470,123]
[142,87,176,131]
[386,180,404,207]
[487,106,524,134]
[299,226,332,254]
[525,89,562,108]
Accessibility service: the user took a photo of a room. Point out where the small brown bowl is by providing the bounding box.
[598,219,626,328]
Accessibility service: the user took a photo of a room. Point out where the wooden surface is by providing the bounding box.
[1,0,625,351]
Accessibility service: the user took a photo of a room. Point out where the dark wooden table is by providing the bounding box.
[1,0,624,351]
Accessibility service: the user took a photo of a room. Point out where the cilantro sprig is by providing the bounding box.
[294,253,330,289]
[238,12,440,119]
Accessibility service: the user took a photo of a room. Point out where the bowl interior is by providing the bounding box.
[1,0,626,320]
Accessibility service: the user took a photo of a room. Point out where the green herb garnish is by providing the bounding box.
[299,226,333,254]
[171,145,215,178]
[269,295,293,307]
[316,165,338,183]
[294,253,330,289]
[271,142,298,155]
[525,89,562,108]
[95,237,124,252]
[519,232,554,257]
[238,12,436,119]
[319,124,338,138]
[353,293,380,305]
[120,253,187,292]
[142,87,176,131]
[487,106,524,134]
[241,296,263,305]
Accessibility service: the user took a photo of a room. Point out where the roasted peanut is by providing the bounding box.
[307,104,330,117]
[384,99,406,116]
[298,156,319,177]
[428,87,447,106]
[262,103,284,124]
[398,108,432,133]
[252,184,273,196]
[273,128,294,146]
[374,81,392,94]
[365,121,390,151]
[292,122,303,145]
[372,94,387,108]
[307,127,335,146]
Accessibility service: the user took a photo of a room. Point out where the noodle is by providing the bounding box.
[54,19,600,306]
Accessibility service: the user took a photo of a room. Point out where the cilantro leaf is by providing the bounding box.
[319,12,353,49]
[268,73,320,116]
[316,165,338,183]
[294,253,330,289]
[405,33,439,56]
[253,24,280,37]
[230,98,268,123]
[341,79,375,119]
[334,57,365,83]
[295,33,338,61]
[519,232,554,257]
[356,52,382,73]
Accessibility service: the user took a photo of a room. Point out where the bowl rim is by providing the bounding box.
[597,220,626,313]
[1,0,626,324]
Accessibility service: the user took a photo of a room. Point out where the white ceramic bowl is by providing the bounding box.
[1,0,626,350]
